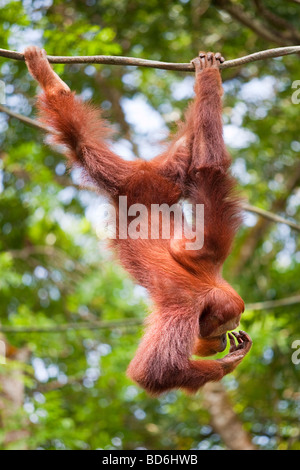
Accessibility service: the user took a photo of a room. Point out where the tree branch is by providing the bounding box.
[203,382,256,450]
[253,0,300,42]
[0,104,45,131]
[233,161,300,276]
[0,294,299,333]
[1,46,300,71]
[1,104,299,233]
[0,318,143,334]
[215,0,291,46]
[242,203,300,232]
[246,294,300,311]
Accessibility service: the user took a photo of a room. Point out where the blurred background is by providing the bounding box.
[0,0,299,450]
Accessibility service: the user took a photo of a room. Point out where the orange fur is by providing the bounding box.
[24,47,251,395]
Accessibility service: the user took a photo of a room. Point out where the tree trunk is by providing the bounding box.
[203,382,256,450]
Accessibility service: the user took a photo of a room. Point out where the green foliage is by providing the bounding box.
[0,0,299,451]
